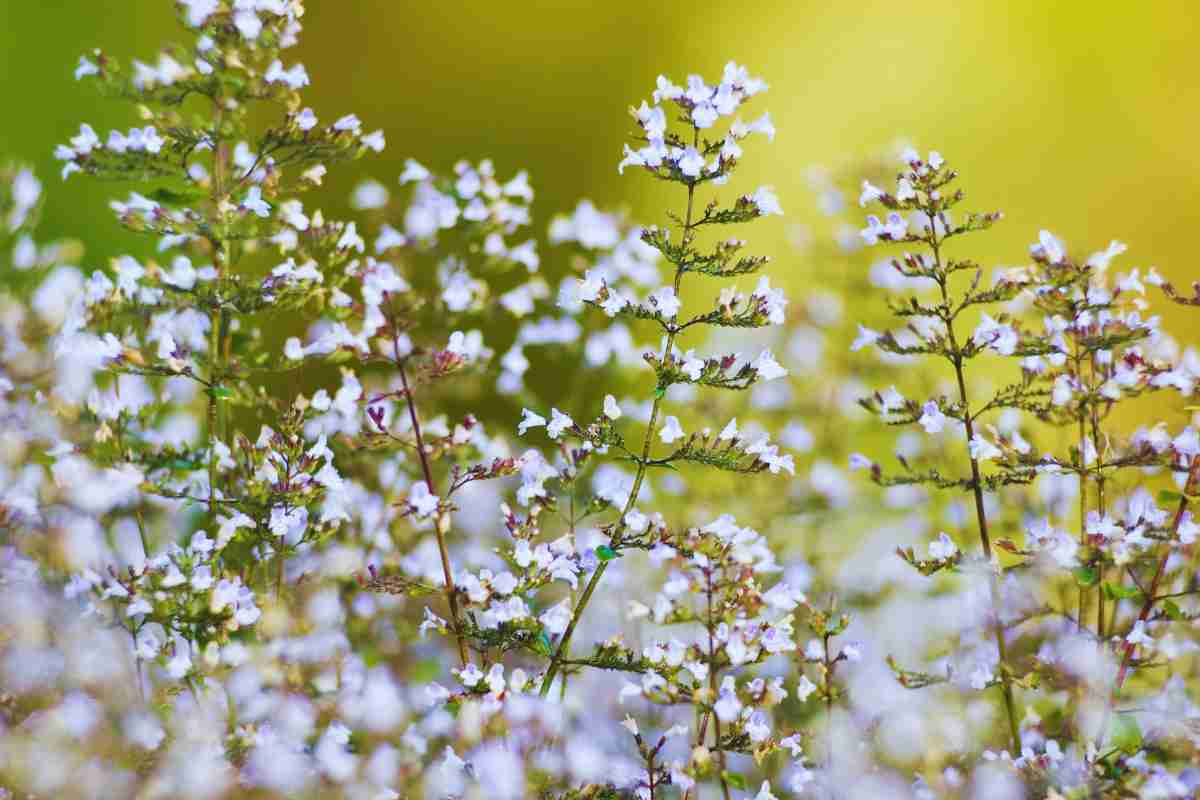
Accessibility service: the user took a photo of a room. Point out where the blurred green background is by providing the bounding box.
[1,0,1198,339]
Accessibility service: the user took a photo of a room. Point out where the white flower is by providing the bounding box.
[796,675,817,701]
[621,716,639,737]
[75,55,100,81]
[692,103,718,129]
[333,114,362,133]
[649,285,681,319]
[968,664,994,690]
[603,394,622,420]
[233,9,262,40]
[1126,620,1153,649]
[165,639,192,679]
[264,59,310,89]
[1052,374,1075,406]
[457,663,483,687]
[851,324,882,351]
[547,408,574,439]
[624,509,649,533]
[743,710,772,744]
[714,680,741,722]
[746,112,775,140]
[408,482,440,519]
[968,435,1002,462]
[361,130,386,153]
[918,400,947,434]
[577,270,604,302]
[972,313,1018,356]
[859,180,885,207]
[751,186,783,216]
[752,349,787,381]
[929,532,959,560]
[653,75,684,102]
[518,409,546,436]
[484,664,506,695]
[241,185,271,218]
[676,147,705,178]
[295,107,318,131]
[1087,240,1127,269]
[753,781,779,800]
[181,0,219,27]
[861,212,908,245]
[399,159,430,184]
[659,415,685,444]
[540,600,572,636]
[1034,230,1065,264]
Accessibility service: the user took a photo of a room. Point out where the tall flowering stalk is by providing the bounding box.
[524,63,791,697]
[855,151,1032,752]
[54,0,383,680]
[308,159,542,666]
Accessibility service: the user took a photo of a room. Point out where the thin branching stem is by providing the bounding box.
[931,223,1022,753]
[396,347,470,668]
[539,126,702,697]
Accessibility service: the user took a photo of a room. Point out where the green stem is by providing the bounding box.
[706,570,732,800]
[539,127,700,697]
[1098,459,1200,746]
[932,228,1022,754]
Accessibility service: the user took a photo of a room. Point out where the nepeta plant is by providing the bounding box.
[9,3,1200,799]
[855,152,1029,752]
[300,158,541,667]
[527,63,791,697]
[54,0,389,684]
[854,150,1200,796]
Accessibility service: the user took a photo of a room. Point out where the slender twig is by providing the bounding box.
[394,334,469,668]
[1097,458,1200,745]
[704,568,732,800]
[931,222,1022,754]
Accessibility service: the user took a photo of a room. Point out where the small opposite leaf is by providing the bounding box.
[1110,714,1142,753]
[1159,489,1185,505]
[1164,599,1185,621]
[1072,566,1099,587]
[721,772,747,791]
[596,545,618,562]
[148,186,204,205]
[1102,582,1142,601]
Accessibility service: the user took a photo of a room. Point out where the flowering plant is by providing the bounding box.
[3,3,1200,800]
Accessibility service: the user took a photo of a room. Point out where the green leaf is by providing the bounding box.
[534,632,553,656]
[1110,714,1142,753]
[1072,566,1099,587]
[1159,489,1185,505]
[148,186,204,205]
[209,385,233,401]
[1102,582,1142,601]
[595,545,618,562]
[1164,599,1185,621]
[721,772,747,791]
